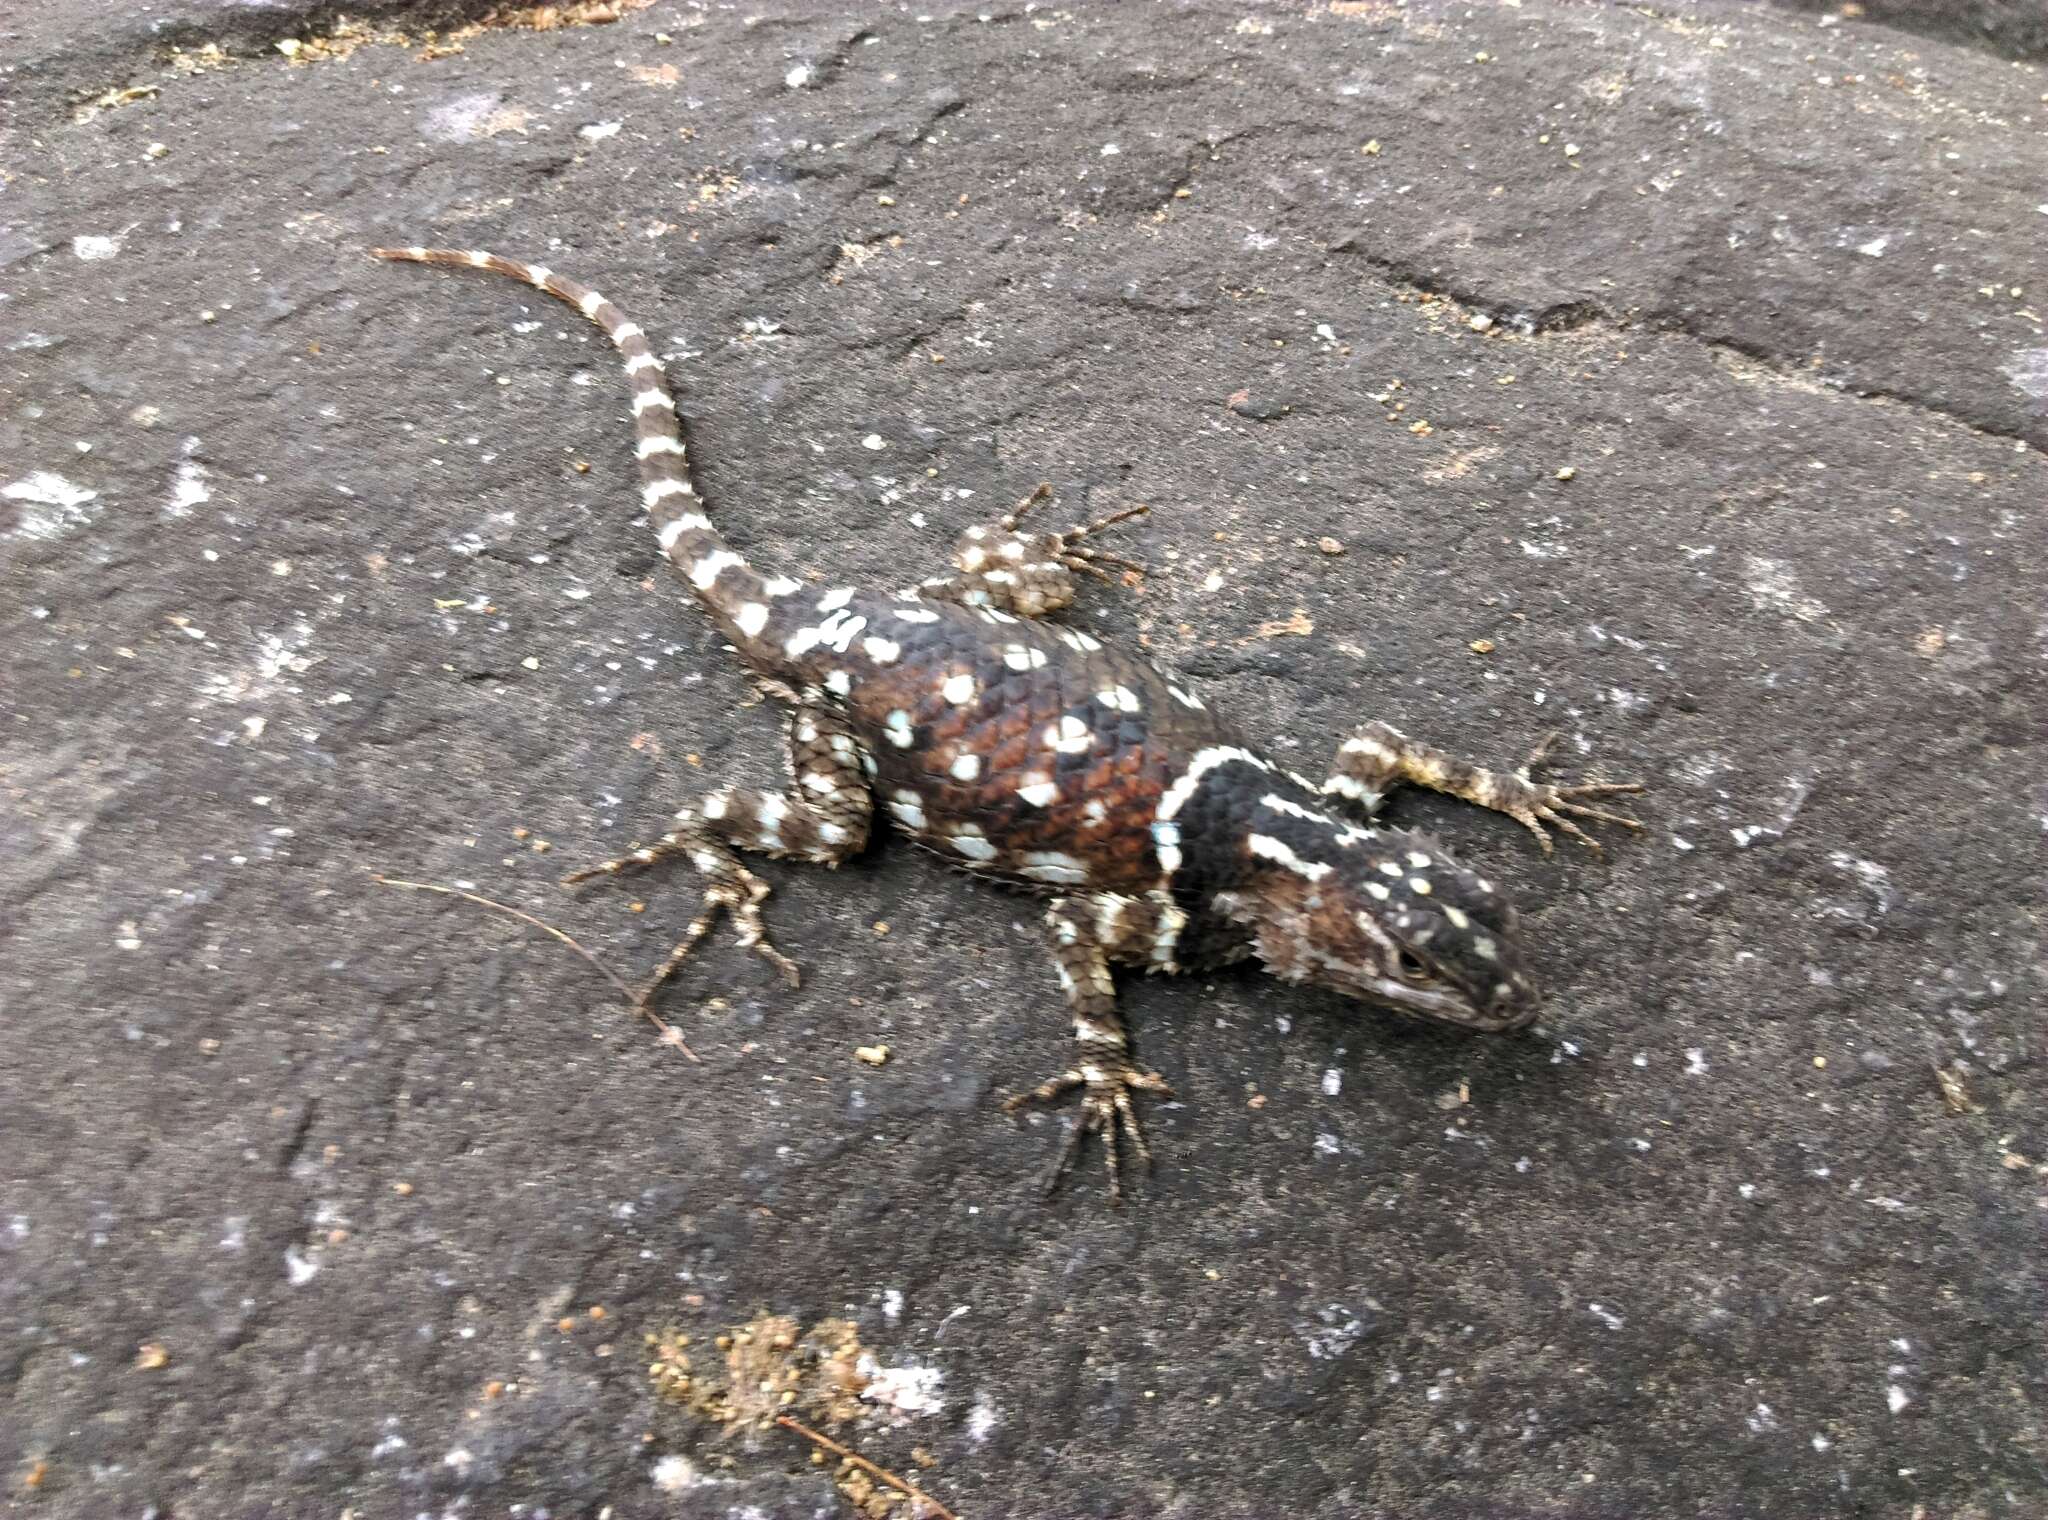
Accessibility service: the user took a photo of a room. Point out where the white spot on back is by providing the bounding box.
[733,603,770,639]
[1046,715,1093,754]
[884,710,915,747]
[950,753,982,781]
[941,673,976,705]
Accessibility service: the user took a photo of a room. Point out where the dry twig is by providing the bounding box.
[774,1415,959,1520]
[372,874,698,1062]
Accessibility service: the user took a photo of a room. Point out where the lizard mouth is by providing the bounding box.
[1357,976,1536,1033]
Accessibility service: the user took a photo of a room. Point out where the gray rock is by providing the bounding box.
[3,1,2042,1516]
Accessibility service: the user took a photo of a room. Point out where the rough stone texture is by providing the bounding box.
[1759,0,2048,62]
[3,2,2044,1517]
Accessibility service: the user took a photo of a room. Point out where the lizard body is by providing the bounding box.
[371,246,1643,1196]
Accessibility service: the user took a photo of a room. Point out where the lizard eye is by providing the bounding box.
[1394,950,1432,983]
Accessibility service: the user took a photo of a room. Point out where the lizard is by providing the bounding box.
[370,246,1645,1199]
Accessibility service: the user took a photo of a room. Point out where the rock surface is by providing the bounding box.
[2,2,2043,1516]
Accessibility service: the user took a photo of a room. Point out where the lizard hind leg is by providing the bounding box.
[564,705,874,1007]
[565,824,801,1001]
[918,484,1150,618]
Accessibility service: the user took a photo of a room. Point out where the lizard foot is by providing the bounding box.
[1493,732,1646,855]
[1004,483,1150,586]
[1003,1058,1173,1201]
[564,832,801,1001]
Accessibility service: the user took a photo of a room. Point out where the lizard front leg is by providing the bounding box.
[565,702,873,1005]
[1323,721,1644,854]
[1004,891,1186,1200]
[916,483,1148,617]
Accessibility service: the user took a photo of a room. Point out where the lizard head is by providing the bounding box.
[1220,819,1539,1032]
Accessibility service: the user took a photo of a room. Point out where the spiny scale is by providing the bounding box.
[373,246,1645,1201]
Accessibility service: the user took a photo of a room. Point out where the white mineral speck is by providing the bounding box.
[1321,1067,1342,1096]
[580,120,623,140]
[882,1288,904,1324]
[785,64,813,88]
[1887,1384,1909,1414]
[862,433,887,450]
[967,1398,999,1443]
[860,1360,945,1416]
[284,1247,319,1285]
[651,1453,705,1491]
[73,234,122,260]
[1685,1048,1709,1077]
[165,459,211,517]
[5,472,101,539]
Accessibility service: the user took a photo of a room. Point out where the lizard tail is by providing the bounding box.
[370,246,786,637]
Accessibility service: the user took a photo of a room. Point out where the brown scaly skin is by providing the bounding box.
[371,247,1645,1201]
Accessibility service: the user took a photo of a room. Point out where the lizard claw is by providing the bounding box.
[1004,1059,1173,1201]
[1052,504,1150,585]
[1004,484,1151,585]
[1480,733,1646,854]
[565,834,801,999]
[1497,774,1646,857]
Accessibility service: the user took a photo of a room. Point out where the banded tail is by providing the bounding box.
[370,246,788,645]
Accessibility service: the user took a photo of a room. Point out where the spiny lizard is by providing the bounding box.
[371,247,1644,1198]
